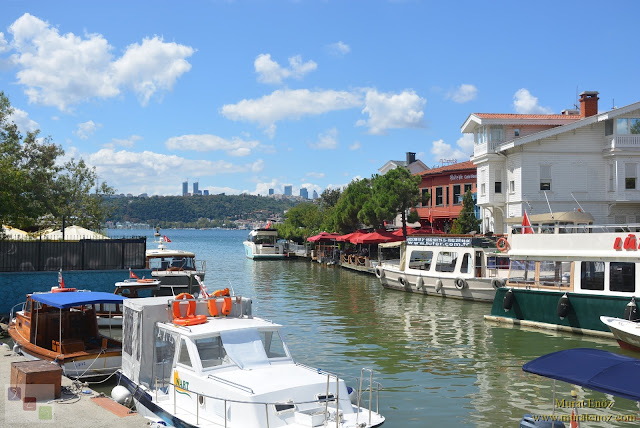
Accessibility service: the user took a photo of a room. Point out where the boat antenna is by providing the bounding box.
[524,200,533,214]
[570,192,585,212]
[227,279,235,297]
[543,191,554,219]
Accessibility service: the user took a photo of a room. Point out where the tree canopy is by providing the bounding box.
[450,190,480,234]
[0,91,114,232]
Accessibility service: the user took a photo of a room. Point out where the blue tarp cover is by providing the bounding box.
[523,348,640,402]
[30,291,126,309]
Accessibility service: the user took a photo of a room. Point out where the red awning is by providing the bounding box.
[337,230,367,242]
[307,232,342,242]
[352,230,404,244]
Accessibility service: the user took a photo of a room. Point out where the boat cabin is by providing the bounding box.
[246,228,279,246]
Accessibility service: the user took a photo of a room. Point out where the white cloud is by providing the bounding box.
[8,107,39,133]
[456,133,474,152]
[221,88,362,127]
[105,135,142,148]
[349,141,361,150]
[513,88,553,114]
[6,13,194,111]
[85,148,263,195]
[306,171,325,179]
[74,120,101,140]
[430,139,468,161]
[165,134,261,157]
[327,41,350,56]
[447,84,477,103]
[309,128,338,150]
[254,53,317,84]
[357,89,426,135]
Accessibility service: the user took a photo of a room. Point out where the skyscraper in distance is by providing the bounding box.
[269,188,274,195]
[300,187,308,199]
[182,181,188,196]
[284,185,292,196]
[312,190,318,199]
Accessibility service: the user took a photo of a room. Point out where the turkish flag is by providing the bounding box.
[522,210,534,234]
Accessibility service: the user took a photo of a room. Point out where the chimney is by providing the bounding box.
[406,152,416,165]
[579,91,599,117]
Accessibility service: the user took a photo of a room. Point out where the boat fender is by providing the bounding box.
[375,266,384,279]
[347,386,358,405]
[557,293,570,320]
[624,297,639,321]
[492,278,505,289]
[111,385,132,405]
[503,289,515,312]
[207,298,219,317]
[454,278,468,289]
[496,238,509,252]
[435,279,443,292]
[416,276,424,290]
[398,275,409,288]
[221,297,233,316]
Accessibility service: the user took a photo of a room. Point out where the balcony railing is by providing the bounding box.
[606,135,640,149]
[473,140,502,157]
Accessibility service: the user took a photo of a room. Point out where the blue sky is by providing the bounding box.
[1,1,640,197]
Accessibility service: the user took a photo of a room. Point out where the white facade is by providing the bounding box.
[463,94,640,233]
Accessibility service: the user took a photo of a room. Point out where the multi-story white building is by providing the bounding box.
[463,91,640,233]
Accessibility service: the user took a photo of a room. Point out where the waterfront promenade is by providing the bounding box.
[0,350,147,427]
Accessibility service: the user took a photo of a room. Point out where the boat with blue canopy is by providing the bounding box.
[8,290,126,379]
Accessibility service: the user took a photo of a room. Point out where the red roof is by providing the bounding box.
[473,113,581,120]
[418,160,475,176]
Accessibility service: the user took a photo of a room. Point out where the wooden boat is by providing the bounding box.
[95,271,161,327]
[115,291,385,427]
[376,235,510,302]
[486,214,640,336]
[8,290,125,379]
[601,316,640,352]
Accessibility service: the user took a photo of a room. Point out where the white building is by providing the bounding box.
[463,91,640,233]
[378,152,429,175]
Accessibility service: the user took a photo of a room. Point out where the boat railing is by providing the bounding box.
[155,375,375,428]
[207,374,254,394]
[9,301,25,321]
[512,223,640,234]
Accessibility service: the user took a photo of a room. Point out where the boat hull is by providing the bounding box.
[601,316,640,352]
[378,267,497,302]
[488,287,633,335]
[243,241,288,260]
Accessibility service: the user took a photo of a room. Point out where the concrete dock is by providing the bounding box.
[0,347,148,427]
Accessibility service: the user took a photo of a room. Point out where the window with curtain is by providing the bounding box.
[626,163,637,190]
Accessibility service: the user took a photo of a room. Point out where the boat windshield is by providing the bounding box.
[196,329,291,371]
[149,256,196,271]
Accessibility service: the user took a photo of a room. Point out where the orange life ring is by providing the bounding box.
[51,287,77,293]
[207,299,219,317]
[213,288,230,297]
[496,238,509,252]
[172,293,206,326]
[137,278,154,283]
[207,295,233,317]
[221,297,232,316]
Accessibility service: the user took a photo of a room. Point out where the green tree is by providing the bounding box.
[359,168,421,237]
[276,202,323,242]
[319,188,341,209]
[332,178,371,233]
[450,190,480,234]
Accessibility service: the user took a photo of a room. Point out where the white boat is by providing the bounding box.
[375,235,510,302]
[95,274,162,327]
[115,293,385,427]
[8,290,124,379]
[243,228,289,259]
[146,228,206,296]
[601,315,640,352]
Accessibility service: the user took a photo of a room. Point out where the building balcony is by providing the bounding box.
[605,135,640,150]
[473,140,502,157]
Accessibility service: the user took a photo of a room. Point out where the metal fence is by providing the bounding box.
[0,238,147,272]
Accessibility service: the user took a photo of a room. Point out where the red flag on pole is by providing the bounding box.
[163,235,171,242]
[130,269,139,279]
[522,210,534,234]
[58,270,65,289]
[265,221,272,229]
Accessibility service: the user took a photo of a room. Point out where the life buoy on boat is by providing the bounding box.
[172,293,207,326]
[496,238,509,252]
[491,278,505,289]
[435,279,443,292]
[213,288,230,297]
[454,278,468,289]
[51,286,77,293]
[137,278,154,283]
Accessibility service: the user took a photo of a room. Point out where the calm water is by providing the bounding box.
[5,228,639,427]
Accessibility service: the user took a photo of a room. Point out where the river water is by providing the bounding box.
[5,228,639,427]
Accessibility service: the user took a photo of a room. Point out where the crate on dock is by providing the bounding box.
[10,360,62,400]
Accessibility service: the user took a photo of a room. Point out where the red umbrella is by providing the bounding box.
[352,230,403,244]
[412,226,445,234]
[307,232,341,242]
[391,227,416,237]
[337,230,368,243]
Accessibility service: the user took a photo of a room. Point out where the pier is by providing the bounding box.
[0,349,147,427]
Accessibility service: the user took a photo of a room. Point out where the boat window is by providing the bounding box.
[408,250,433,270]
[154,328,178,388]
[435,251,458,273]
[123,307,142,360]
[195,336,230,369]
[178,338,193,368]
[259,330,289,359]
[580,261,605,290]
[508,260,536,285]
[488,256,510,270]
[254,235,276,246]
[540,223,556,234]
[539,261,571,287]
[220,328,270,369]
[610,262,636,293]
[460,253,472,274]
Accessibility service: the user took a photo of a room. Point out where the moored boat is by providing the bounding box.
[486,214,640,336]
[116,290,385,427]
[95,271,161,327]
[243,228,289,259]
[375,234,510,302]
[601,315,640,352]
[8,290,124,379]
[146,228,206,296]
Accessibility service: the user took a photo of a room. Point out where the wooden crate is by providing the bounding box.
[10,360,62,400]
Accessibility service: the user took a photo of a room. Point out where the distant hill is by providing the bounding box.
[105,194,298,227]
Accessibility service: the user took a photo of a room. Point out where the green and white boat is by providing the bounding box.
[486,212,640,337]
